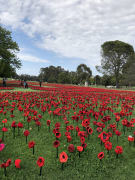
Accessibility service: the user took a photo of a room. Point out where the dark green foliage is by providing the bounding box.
[122,54,135,86]
[0,25,21,77]
[96,40,134,88]
[76,64,92,84]
[39,66,65,83]
[94,75,102,85]
[39,66,79,84]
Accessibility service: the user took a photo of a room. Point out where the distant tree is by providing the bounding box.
[69,71,78,84]
[0,25,21,77]
[58,71,71,84]
[39,66,65,83]
[94,75,101,85]
[76,64,92,85]
[101,75,116,87]
[18,74,39,81]
[122,54,135,86]
[96,40,134,88]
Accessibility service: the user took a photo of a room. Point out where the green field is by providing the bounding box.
[0,88,135,180]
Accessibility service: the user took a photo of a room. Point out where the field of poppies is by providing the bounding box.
[1,81,135,179]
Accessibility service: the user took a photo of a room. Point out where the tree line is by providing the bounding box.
[0,25,135,87]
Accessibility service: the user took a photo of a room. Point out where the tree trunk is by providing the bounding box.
[116,76,119,88]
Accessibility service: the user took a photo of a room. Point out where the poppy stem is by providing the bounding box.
[26,136,27,144]
[2,131,4,141]
[123,126,125,135]
[49,125,50,132]
[100,140,102,146]
[56,147,58,158]
[33,146,35,155]
[61,163,64,170]
[13,127,15,139]
[4,167,7,176]
[39,167,42,176]
[116,154,118,159]
[79,151,80,158]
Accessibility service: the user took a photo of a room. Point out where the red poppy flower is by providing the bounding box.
[115,130,121,136]
[36,121,41,126]
[18,122,23,128]
[0,163,6,168]
[67,135,72,142]
[33,111,37,116]
[59,152,68,163]
[10,114,15,118]
[37,157,45,167]
[38,114,42,119]
[2,119,7,124]
[69,125,74,130]
[81,143,87,149]
[128,135,134,142]
[5,159,11,167]
[24,130,30,136]
[11,121,17,128]
[55,122,61,128]
[75,126,80,132]
[2,127,8,132]
[115,146,123,154]
[15,159,21,168]
[68,144,75,153]
[53,140,60,148]
[87,127,93,135]
[46,120,51,126]
[65,132,70,137]
[27,116,31,123]
[98,152,104,159]
[96,127,102,133]
[80,137,85,144]
[99,132,109,143]
[55,132,61,139]
[77,146,83,152]
[28,141,35,148]
[104,141,112,151]
[0,143,5,151]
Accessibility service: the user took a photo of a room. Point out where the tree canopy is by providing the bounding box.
[122,54,135,86]
[0,25,21,77]
[96,40,134,88]
[76,64,92,84]
[39,65,92,85]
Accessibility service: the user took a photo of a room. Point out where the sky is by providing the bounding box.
[0,0,135,76]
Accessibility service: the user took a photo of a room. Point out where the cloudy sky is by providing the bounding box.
[0,0,135,75]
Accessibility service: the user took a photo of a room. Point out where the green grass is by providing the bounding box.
[0,91,135,179]
[12,87,37,92]
[0,87,36,92]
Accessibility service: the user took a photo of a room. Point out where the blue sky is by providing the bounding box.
[12,28,85,75]
[0,0,135,76]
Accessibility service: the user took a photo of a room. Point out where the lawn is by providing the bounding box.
[0,86,135,180]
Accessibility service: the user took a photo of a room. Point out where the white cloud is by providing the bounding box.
[0,0,135,69]
[18,53,49,63]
